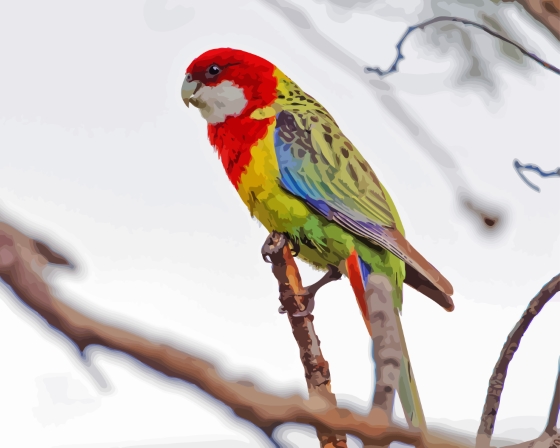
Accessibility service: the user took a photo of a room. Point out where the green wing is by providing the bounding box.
[282,111,396,225]
[272,106,454,300]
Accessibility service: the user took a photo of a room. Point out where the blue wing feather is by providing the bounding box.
[273,110,394,248]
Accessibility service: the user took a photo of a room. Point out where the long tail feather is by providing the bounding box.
[396,312,427,430]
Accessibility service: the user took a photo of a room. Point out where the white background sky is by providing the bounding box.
[0,0,559,447]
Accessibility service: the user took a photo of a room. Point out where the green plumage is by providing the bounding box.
[252,71,406,308]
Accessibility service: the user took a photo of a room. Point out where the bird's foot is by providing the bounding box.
[261,232,300,262]
[261,232,287,264]
[261,232,342,318]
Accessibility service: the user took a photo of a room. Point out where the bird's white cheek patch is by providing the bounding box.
[192,81,248,124]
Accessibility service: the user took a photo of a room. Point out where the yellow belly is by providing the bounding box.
[236,122,310,232]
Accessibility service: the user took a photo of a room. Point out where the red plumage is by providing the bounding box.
[346,250,373,336]
[187,48,280,188]
[208,116,273,188]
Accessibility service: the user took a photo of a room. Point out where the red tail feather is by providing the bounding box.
[346,250,372,335]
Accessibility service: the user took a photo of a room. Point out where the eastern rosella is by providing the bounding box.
[181,48,454,424]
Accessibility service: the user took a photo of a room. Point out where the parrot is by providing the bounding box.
[181,47,454,426]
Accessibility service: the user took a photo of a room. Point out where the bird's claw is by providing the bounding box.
[261,232,287,264]
[262,233,339,318]
[261,232,300,261]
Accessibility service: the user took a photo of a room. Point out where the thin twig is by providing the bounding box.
[475,273,560,448]
[513,159,560,192]
[365,16,560,77]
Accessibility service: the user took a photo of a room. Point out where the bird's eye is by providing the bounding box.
[185,73,192,82]
[207,65,221,76]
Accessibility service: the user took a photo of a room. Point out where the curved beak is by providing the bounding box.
[181,76,201,108]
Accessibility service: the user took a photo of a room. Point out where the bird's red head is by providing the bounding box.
[182,48,278,124]
[182,48,281,187]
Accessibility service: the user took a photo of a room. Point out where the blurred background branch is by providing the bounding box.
[476,273,560,448]
[513,159,560,192]
[0,219,436,447]
[365,16,560,76]
[2,212,557,447]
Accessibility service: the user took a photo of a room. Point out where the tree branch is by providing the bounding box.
[364,275,407,448]
[5,216,555,448]
[364,275,401,420]
[475,273,560,448]
[1,220,452,447]
[365,16,560,77]
[262,231,347,447]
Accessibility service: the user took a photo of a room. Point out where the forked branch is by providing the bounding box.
[1,221,437,447]
[2,215,558,448]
